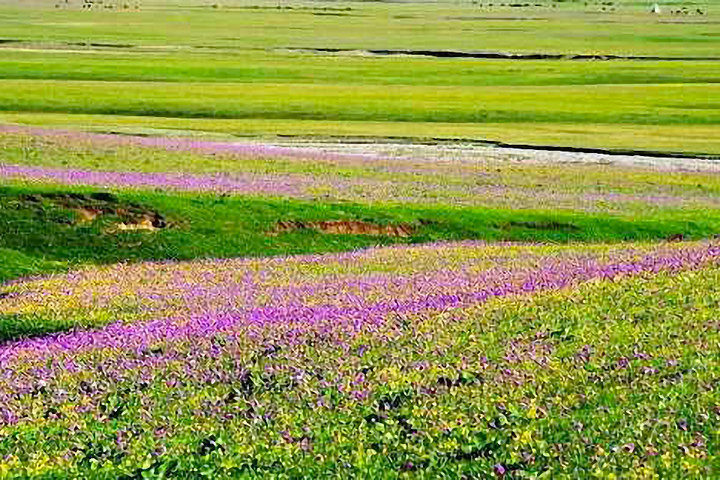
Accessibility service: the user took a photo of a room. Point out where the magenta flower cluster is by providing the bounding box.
[1,241,717,406]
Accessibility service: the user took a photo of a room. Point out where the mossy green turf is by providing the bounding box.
[0,0,718,154]
[2,182,720,285]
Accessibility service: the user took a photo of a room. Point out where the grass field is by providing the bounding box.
[0,0,718,154]
[0,0,717,55]
[0,0,719,477]
[2,125,720,284]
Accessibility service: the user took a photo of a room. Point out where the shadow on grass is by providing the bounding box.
[0,313,77,343]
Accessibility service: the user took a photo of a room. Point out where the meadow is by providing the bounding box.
[0,0,718,154]
[3,125,720,284]
[0,0,719,478]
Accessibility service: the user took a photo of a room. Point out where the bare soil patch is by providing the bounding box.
[273,220,415,237]
[14,192,168,232]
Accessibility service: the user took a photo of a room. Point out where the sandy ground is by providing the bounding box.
[248,140,720,173]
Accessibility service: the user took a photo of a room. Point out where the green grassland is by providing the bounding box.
[0,80,718,155]
[0,0,718,154]
[0,0,717,56]
[5,128,720,189]
[0,49,718,86]
[1,81,718,126]
[2,126,720,284]
[0,3,719,476]
[0,0,718,277]
[6,181,720,285]
[5,113,720,156]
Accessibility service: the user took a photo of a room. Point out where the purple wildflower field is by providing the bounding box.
[0,163,312,197]
[2,241,718,377]
[1,125,718,211]
[1,125,719,477]
[0,240,719,476]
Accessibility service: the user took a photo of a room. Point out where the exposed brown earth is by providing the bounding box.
[667,233,686,242]
[14,192,167,233]
[273,220,415,237]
